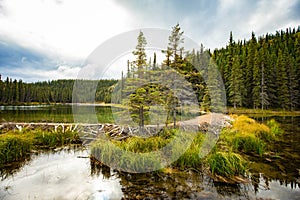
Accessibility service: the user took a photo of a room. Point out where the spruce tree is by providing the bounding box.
[245,32,257,107]
[252,49,261,109]
[132,31,147,79]
[276,49,289,110]
[229,55,243,109]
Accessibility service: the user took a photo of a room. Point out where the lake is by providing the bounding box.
[0,104,115,123]
[0,105,299,199]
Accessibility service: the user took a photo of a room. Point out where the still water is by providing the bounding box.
[0,104,115,123]
[0,105,299,199]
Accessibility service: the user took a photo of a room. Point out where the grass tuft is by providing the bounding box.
[207,151,247,177]
[0,128,81,165]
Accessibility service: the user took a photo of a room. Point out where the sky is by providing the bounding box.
[0,0,299,82]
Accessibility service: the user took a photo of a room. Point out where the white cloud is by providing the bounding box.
[0,0,299,81]
[0,0,134,61]
[248,0,299,34]
[3,65,81,82]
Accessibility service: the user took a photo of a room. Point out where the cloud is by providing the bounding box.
[0,0,134,61]
[0,39,81,82]
[0,0,299,82]
[2,65,81,82]
[115,0,299,49]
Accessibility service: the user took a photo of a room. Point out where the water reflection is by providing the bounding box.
[90,161,255,199]
[0,105,116,123]
[0,148,123,200]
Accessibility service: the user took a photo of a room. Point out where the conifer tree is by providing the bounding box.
[276,49,289,110]
[252,49,261,109]
[245,32,257,107]
[229,55,243,109]
[132,31,147,79]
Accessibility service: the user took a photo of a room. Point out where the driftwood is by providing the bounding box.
[0,122,163,144]
[0,114,233,145]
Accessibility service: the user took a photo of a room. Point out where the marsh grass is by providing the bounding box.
[219,115,282,156]
[266,119,283,137]
[207,151,247,177]
[206,115,283,178]
[34,130,80,147]
[0,128,80,165]
[90,138,162,172]
[91,115,282,178]
[0,136,31,165]
[91,129,205,172]
[174,133,205,169]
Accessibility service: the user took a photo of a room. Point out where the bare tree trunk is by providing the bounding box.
[139,106,144,129]
[173,106,176,128]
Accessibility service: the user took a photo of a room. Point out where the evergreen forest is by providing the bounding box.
[1,25,299,111]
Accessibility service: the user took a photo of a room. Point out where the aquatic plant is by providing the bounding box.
[90,129,205,172]
[0,128,81,165]
[0,135,31,164]
[266,119,283,137]
[173,132,205,169]
[91,115,283,178]
[34,130,80,147]
[207,151,247,177]
[218,115,282,156]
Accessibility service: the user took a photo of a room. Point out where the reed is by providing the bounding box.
[0,135,31,164]
[207,151,247,177]
[173,132,205,169]
[266,119,283,137]
[0,128,81,165]
[91,115,282,178]
[90,129,205,172]
[219,115,282,156]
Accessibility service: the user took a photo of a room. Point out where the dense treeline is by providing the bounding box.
[121,25,300,113]
[212,27,300,110]
[0,78,117,104]
[1,25,299,111]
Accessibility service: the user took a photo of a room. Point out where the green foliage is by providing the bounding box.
[207,151,247,177]
[34,130,80,147]
[206,115,284,178]
[219,115,282,156]
[132,31,147,78]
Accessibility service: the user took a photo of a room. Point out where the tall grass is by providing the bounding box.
[34,130,80,147]
[90,129,205,172]
[219,115,282,156]
[90,115,282,178]
[206,115,283,177]
[0,136,31,165]
[0,128,81,165]
[266,119,283,137]
[174,133,205,169]
[207,151,247,177]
